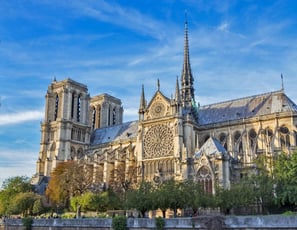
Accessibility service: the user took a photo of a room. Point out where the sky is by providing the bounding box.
[0,0,297,186]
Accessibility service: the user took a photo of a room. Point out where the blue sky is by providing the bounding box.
[0,0,297,186]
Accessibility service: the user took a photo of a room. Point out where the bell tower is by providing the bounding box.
[36,78,91,178]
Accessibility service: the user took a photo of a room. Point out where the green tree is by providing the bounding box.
[216,180,254,214]
[32,198,46,216]
[152,179,184,218]
[0,176,33,215]
[125,181,153,217]
[273,151,297,209]
[9,192,40,216]
[181,180,204,215]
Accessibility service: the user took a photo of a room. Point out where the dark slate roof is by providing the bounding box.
[199,90,297,125]
[194,137,226,158]
[90,121,138,146]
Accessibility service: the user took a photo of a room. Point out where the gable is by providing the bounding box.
[146,91,171,120]
[194,137,227,159]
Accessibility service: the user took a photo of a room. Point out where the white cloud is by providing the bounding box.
[0,110,44,126]
[0,149,37,187]
[217,22,229,32]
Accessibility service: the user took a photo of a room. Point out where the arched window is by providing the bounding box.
[77,148,83,159]
[234,131,243,157]
[91,107,96,129]
[54,94,59,121]
[70,146,76,159]
[98,105,101,128]
[112,107,116,125]
[264,128,273,151]
[71,128,74,140]
[77,94,81,122]
[197,166,212,194]
[249,129,258,154]
[219,133,228,150]
[280,126,290,149]
[71,92,75,119]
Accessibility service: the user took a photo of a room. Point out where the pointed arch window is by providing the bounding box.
[71,92,75,119]
[77,148,83,159]
[264,128,273,152]
[91,106,96,130]
[54,94,59,121]
[280,126,290,149]
[98,105,101,128]
[249,129,258,154]
[112,107,116,125]
[219,133,228,150]
[77,94,81,122]
[234,131,243,158]
[70,146,76,159]
[196,166,212,194]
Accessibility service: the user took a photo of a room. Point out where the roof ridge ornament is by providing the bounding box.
[281,73,285,91]
[157,79,160,91]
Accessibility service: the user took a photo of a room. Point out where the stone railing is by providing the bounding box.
[1,215,297,230]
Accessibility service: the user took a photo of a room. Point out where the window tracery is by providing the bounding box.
[143,124,174,159]
[196,166,212,193]
[280,126,290,149]
[249,129,258,154]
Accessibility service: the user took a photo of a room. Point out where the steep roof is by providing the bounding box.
[90,121,138,146]
[199,90,297,125]
[194,137,227,158]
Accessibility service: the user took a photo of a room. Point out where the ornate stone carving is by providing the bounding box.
[150,102,166,118]
[143,124,173,159]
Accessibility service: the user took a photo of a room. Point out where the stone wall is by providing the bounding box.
[1,215,297,230]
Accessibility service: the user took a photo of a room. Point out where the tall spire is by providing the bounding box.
[181,18,195,112]
[139,84,146,112]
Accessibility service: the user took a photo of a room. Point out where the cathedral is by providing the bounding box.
[32,22,297,194]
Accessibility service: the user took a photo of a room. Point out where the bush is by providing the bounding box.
[22,217,33,230]
[155,216,165,230]
[112,215,127,230]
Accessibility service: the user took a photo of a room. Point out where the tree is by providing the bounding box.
[181,180,204,215]
[32,198,46,216]
[152,179,184,218]
[125,181,153,217]
[0,176,33,215]
[46,161,94,209]
[273,151,297,209]
[9,192,40,216]
[216,180,254,214]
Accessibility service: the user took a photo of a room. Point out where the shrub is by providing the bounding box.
[155,216,165,230]
[22,217,33,230]
[112,215,127,230]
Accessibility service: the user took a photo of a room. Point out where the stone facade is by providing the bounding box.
[32,22,297,193]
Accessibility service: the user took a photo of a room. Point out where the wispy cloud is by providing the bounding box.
[0,110,44,126]
[46,0,168,40]
[217,21,229,32]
